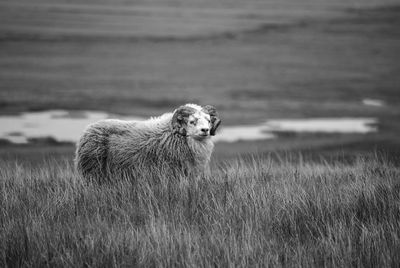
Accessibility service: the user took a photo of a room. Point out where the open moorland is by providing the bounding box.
[1,1,400,266]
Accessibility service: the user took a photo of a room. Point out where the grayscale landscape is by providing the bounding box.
[1,0,400,266]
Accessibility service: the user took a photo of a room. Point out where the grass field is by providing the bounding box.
[1,155,400,267]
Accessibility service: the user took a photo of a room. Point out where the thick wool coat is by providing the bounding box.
[75,112,214,181]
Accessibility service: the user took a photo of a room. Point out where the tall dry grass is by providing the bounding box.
[1,154,400,267]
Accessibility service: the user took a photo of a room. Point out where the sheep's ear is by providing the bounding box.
[202,105,221,136]
[172,106,194,136]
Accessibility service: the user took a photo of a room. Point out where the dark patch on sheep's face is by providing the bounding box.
[172,105,197,136]
[201,105,221,136]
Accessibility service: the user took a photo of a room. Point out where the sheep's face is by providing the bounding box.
[172,104,220,139]
[186,110,212,139]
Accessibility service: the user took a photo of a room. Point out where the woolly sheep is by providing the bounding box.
[74,104,221,181]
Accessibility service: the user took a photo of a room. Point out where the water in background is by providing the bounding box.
[0,110,377,144]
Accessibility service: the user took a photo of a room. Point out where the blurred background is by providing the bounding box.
[0,0,399,164]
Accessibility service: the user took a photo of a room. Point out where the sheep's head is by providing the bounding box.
[172,104,221,139]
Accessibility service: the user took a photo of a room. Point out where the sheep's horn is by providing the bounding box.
[172,105,196,136]
[210,117,221,136]
[202,105,221,136]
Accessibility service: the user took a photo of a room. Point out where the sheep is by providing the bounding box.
[74,104,221,181]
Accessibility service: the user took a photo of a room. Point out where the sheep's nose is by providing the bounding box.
[201,128,209,134]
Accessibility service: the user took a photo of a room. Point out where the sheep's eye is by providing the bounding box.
[190,120,196,125]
